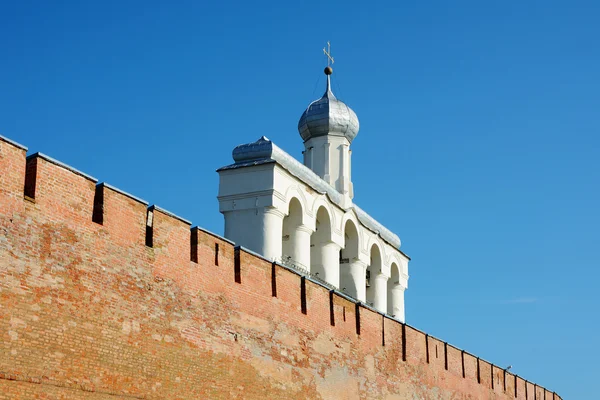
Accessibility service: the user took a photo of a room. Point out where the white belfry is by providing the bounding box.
[217,61,409,321]
[298,69,358,204]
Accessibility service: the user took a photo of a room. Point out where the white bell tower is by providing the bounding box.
[217,44,409,321]
[298,45,359,202]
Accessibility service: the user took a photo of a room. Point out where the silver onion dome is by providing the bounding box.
[298,69,360,143]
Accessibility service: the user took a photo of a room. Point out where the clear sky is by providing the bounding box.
[1,1,598,397]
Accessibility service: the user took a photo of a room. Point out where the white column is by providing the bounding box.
[348,149,352,182]
[389,285,405,322]
[372,273,388,313]
[292,225,313,272]
[348,260,367,302]
[303,146,314,170]
[320,242,341,287]
[323,142,330,184]
[262,208,285,262]
[348,149,354,199]
[340,144,347,194]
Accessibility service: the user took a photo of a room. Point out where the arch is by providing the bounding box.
[390,262,400,283]
[386,251,407,277]
[341,219,359,262]
[312,206,333,244]
[387,263,400,313]
[339,219,363,299]
[310,206,337,285]
[282,187,310,225]
[285,196,303,220]
[387,262,404,321]
[367,235,383,252]
[311,197,337,234]
[367,236,387,274]
[366,244,383,307]
[282,197,310,270]
[341,212,361,249]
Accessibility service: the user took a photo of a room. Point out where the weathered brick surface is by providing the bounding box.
[446,344,462,377]
[0,136,561,399]
[505,371,516,398]
[405,325,427,366]
[0,137,26,215]
[480,359,493,389]
[526,381,536,400]
[463,352,478,381]
[536,385,545,400]
[427,336,445,372]
[516,376,527,400]
[0,379,121,399]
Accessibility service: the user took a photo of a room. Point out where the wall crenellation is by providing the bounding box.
[0,134,561,399]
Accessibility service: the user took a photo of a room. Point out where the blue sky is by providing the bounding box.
[1,1,598,397]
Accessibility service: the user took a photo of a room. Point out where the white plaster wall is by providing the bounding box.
[218,164,275,199]
[303,136,352,198]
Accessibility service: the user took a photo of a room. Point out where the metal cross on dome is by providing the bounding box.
[323,41,334,66]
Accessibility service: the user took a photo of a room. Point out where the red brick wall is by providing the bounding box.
[0,136,561,399]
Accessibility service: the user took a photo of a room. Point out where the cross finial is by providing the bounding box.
[323,41,334,67]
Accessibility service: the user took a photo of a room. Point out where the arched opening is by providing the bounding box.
[339,220,362,299]
[282,197,309,271]
[388,262,405,321]
[310,206,337,284]
[366,244,382,307]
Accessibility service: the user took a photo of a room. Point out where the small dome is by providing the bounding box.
[298,74,359,143]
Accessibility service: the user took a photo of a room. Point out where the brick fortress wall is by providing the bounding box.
[0,135,560,399]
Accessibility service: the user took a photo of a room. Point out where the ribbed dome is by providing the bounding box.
[298,75,359,143]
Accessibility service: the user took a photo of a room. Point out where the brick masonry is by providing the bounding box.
[0,135,561,399]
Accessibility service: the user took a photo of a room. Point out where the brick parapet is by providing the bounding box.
[0,136,562,399]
